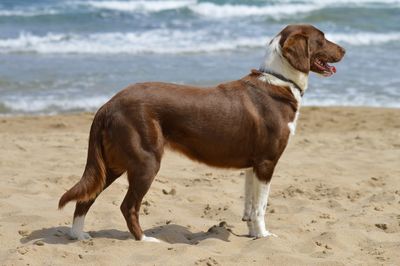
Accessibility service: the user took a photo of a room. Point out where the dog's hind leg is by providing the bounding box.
[116,118,163,242]
[120,156,161,242]
[69,170,123,240]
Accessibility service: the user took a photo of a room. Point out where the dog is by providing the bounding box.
[59,24,345,242]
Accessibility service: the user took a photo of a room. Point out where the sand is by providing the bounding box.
[0,107,399,266]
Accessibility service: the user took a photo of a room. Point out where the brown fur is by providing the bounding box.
[59,24,345,240]
[282,34,310,73]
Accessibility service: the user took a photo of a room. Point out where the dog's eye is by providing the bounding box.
[317,39,325,47]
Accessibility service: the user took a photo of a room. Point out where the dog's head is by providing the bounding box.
[278,24,345,77]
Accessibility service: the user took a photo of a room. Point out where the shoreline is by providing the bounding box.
[1,105,400,118]
[1,106,399,265]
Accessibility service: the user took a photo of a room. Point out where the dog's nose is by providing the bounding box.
[340,47,346,55]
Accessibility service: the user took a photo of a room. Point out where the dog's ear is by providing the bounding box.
[282,34,310,73]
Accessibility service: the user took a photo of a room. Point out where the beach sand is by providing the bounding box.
[0,107,399,265]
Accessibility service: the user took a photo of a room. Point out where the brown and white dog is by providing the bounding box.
[59,24,345,242]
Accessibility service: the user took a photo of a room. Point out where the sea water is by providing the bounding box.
[0,0,399,114]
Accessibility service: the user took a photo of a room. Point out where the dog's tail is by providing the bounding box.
[58,109,107,209]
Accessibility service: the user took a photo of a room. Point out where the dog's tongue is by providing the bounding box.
[323,64,336,77]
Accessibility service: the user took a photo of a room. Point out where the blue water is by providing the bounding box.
[0,0,399,114]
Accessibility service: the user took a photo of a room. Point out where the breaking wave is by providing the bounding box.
[1,0,399,18]
[0,30,399,55]
[0,95,110,114]
[0,30,267,54]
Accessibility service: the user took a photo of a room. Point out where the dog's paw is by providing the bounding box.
[68,229,92,240]
[252,230,277,239]
[242,214,251,222]
[140,235,161,243]
[246,221,256,237]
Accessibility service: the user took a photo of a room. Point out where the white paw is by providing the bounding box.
[69,229,91,240]
[252,230,277,238]
[140,235,161,243]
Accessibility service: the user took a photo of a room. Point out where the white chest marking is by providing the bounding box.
[288,111,299,136]
[259,74,301,136]
[288,86,301,136]
[258,34,309,137]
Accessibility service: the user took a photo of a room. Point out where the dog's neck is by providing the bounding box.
[259,35,309,93]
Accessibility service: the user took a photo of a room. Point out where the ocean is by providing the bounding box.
[0,0,399,115]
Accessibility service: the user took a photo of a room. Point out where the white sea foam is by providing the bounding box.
[296,0,400,4]
[81,1,323,18]
[0,30,398,55]
[0,9,59,17]
[1,95,110,114]
[79,0,400,18]
[1,0,399,18]
[303,96,400,108]
[0,30,267,54]
[83,0,196,12]
[189,3,321,18]
[327,32,400,46]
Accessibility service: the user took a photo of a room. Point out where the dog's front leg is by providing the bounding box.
[250,177,272,238]
[242,168,255,236]
[248,163,277,238]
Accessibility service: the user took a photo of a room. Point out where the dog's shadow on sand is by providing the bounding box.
[20,223,237,245]
[144,223,235,244]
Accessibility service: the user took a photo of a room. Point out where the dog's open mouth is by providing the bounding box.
[314,58,336,77]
